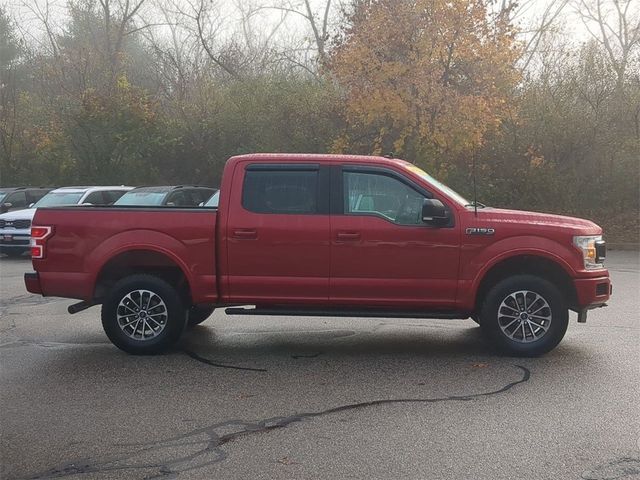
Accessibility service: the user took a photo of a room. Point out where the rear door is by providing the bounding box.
[225,162,331,304]
[330,165,460,308]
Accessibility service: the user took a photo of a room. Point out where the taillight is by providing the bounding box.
[31,226,53,259]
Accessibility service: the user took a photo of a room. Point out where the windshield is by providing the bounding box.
[0,192,7,203]
[33,192,84,207]
[403,164,469,206]
[204,191,219,207]
[114,191,167,206]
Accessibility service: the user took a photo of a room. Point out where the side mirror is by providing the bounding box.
[1,202,12,213]
[28,203,34,208]
[422,199,448,225]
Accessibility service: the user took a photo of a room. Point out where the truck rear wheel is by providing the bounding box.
[479,274,568,357]
[101,274,187,355]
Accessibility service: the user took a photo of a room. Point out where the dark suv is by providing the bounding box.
[114,186,217,207]
[0,187,53,213]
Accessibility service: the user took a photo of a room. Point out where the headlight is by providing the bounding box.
[573,235,605,269]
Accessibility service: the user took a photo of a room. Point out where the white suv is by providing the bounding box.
[0,186,132,257]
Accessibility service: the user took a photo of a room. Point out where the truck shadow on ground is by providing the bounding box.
[178,320,559,368]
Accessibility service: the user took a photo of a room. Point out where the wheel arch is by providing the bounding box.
[473,254,578,312]
[93,248,193,306]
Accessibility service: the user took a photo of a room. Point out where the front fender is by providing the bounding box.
[458,236,580,311]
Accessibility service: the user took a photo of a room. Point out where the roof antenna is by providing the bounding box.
[472,149,478,217]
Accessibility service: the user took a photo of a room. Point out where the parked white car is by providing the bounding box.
[0,186,132,257]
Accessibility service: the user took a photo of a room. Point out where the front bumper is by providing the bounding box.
[574,275,611,309]
[0,228,31,250]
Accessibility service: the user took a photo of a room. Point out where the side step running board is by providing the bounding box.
[224,307,467,320]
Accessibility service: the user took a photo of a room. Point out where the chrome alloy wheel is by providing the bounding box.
[116,289,168,341]
[497,290,552,343]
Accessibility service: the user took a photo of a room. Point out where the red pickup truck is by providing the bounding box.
[24,154,611,356]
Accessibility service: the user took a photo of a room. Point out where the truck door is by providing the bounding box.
[225,162,331,304]
[330,165,460,308]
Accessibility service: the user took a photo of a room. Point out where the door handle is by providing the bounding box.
[232,229,258,239]
[336,232,361,241]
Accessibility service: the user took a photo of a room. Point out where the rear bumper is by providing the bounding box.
[24,271,93,300]
[574,275,611,309]
[24,272,42,295]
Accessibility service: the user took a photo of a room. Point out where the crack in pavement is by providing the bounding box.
[291,352,323,359]
[581,455,640,480]
[181,349,268,372]
[21,365,530,479]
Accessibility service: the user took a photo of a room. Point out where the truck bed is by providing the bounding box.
[30,206,218,303]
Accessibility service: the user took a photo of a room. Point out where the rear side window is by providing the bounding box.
[242,170,318,214]
[166,190,192,206]
[27,190,49,204]
[103,190,127,204]
[83,191,106,205]
[191,189,215,205]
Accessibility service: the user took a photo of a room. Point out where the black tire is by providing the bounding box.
[101,274,187,355]
[479,274,568,357]
[187,305,215,327]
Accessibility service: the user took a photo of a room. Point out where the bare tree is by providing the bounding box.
[493,0,572,72]
[267,0,334,65]
[577,0,640,91]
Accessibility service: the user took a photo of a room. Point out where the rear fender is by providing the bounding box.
[87,230,194,297]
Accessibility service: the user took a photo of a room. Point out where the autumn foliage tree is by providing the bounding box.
[328,0,521,177]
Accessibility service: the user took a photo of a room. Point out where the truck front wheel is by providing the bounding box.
[479,274,569,357]
[101,274,187,355]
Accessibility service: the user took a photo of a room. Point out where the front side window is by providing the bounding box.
[344,171,426,225]
[243,169,318,214]
[6,191,26,208]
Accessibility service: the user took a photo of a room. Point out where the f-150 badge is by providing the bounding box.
[466,227,495,235]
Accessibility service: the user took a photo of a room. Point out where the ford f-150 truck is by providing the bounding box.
[24,154,611,356]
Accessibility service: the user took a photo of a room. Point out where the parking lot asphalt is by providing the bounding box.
[1,252,639,480]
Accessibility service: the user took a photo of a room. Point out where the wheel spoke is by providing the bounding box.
[501,304,520,315]
[525,321,537,339]
[146,317,161,328]
[121,317,139,328]
[501,317,520,330]
[528,319,548,330]
[120,303,137,314]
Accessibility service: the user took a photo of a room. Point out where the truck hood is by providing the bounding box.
[0,208,37,221]
[479,207,601,233]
